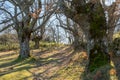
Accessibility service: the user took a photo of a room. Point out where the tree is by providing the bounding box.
[0,0,56,59]
[45,25,56,42]
[105,1,120,45]
[56,15,85,49]
[32,25,45,49]
[112,37,120,56]
[0,34,8,45]
[59,0,113,72]
[31,0,55,49]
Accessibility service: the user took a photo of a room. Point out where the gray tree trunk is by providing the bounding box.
[34,39,40,49]
[32,36,41,49]
[19,37,30,58]
[59,0,110,72]
[87,2,110,72]
[73,34,80,50]
[17,29,31,59]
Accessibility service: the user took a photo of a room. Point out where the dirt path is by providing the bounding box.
[30,46,74,79]
[0,46,85,80]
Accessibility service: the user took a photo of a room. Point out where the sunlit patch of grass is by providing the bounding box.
[109,68,118,80]
[109,60,119,80]
[109,68,116,75]
[0,43,120,80]
[0,42,66,80]
[0,38,36,80]
[0,57,37,80]
[39,41,65,49]
[52,65,84,80]
[0,51,18,67]
[0,70,33,80]
[0,43,19,51]
[110,60,115,67]
[113,32,120,39]
[51,51,87,80]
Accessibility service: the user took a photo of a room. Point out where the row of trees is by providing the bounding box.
[0,0,120,71]
[58,0,120,71]
[0,0,57,58]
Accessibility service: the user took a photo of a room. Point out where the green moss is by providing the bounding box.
[89,14,106,38]
[89,3,106,39]
[89,44,109,72]
[89,55,109,72]
[88,3,109,72]
[112,37,120,56]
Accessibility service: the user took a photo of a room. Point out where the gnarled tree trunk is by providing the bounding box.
[88,2,110,72]
[33,37,40,49]
[32,36,42,49]
[72,34,81,50]
[34,39,40,49]
[19,37,30,58]
[17,29,31,59]
[59,0,110,72]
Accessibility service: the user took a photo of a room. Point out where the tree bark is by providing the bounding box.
[72,34,80,50]
[32,36,42,49]
[88,39,110,72]
[19,37,30,58]
[87,2,110,72]
[59,0,110,72]
[34,38,40,49]
[17,29,31,59]
[112,38,120,56]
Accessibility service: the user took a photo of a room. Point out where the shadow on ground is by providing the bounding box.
[0,46,83,80]
[80,52,120,80]
[1,46,120,80]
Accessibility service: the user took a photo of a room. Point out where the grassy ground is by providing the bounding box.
[0,43,120,80]
[0,41,62,51]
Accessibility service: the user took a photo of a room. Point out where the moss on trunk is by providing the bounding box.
[89,43,110,72]
[88,2,110,72]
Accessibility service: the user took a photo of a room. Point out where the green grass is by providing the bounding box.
[0,43,19,51]
[0,42,120,80]
[0,42,65,80]
[0,53,40,80]
[113,31,120,39]
[1,57,117,80]
[0,41,64,52]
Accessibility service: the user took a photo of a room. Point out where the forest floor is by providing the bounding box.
[0,45,120,80]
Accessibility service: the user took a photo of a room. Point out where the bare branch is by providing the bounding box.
[33,6,57,32]
[0,23,14,32]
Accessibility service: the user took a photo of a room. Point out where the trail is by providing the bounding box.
[0,46,87,80]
